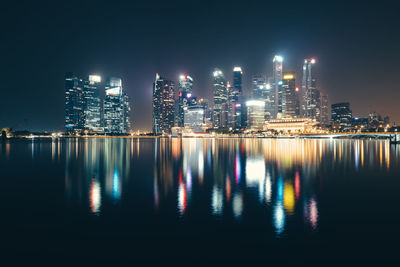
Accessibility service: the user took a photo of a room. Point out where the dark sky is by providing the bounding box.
[1,0,399,131]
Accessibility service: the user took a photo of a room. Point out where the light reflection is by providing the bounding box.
[232,193,243,219]
[89,178,101,215]
[283,181,295,214]
[265,172,272,204]
[178,182,187,216]
[305,198,319,230]
[294,171,300,200]
[211,185,223,216]
[59,138,399,237]
[273,202,285,235]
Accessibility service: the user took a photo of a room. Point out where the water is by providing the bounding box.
[1,138,400,265]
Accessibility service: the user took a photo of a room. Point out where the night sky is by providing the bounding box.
[1,0,399,131]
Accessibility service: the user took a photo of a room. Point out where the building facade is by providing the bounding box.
[65,72,84,133]
[177,75,193,127]
[273,55,283,119]
[152,74,175,135]
[246,100,265,131]
[103,77,131,134]
[184,105,205,132]
[232,67,244,129]
[213,69,228,129]
[282,72,299,118]
[82,75,102,132]
[331,102,352,130]
[320,94,330,126]
[302,58,321,121]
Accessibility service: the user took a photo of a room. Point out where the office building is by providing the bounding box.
[331,102,352,130]
[152,74,175,135]
[320,94,329,126]
[232,67,244,129]
[264,77,275,121]
[213,69,228,129]
[82,75,102,132]
[177,75,193,127]
[246,100,265,131]
[184,105,205,132]
[65,72,84,133]
[302,58,321,120]
[273,55,283,118]
[252,75,266,100]
[282,72,299,118]
[103,77,131,134]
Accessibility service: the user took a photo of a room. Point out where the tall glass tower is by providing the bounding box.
[65,72,84,133]
[252,75,266,100]
[302,58,320,120]
[212,69,228,129]
[103,77,130,134]
[177,75,193,127]
[153,74,175,135]
[282,72,299,118]
[82,75,102,132]
[272,55,283,118]
[232,67,244,129]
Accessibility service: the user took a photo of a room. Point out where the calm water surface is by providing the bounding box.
[1,138,400,265]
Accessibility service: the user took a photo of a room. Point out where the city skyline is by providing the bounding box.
[2,1,400,131]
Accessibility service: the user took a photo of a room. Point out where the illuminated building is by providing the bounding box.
[212,69,228,129]
[232,67,244,129]
[252,74,266,100]
[264,77,275,120]
[273,55,283,118]
[82,75,102,132]
[65,72,84,133]
[264,118,318,133]
[282,72,299,118]
[103,77,131,134]
[152,74,175,135]
[198,98,212,128]
[184,105,205,132]
[331,102,352,130]
[320,94,330,126]
[246,100,265,131]
[177,74,193,127]
[301,58,321,121]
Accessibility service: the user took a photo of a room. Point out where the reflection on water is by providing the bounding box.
[4,138,396,237]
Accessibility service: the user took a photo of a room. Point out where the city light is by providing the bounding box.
[246,100,265,107]
[273,55,283,62]
[233,66,242,72]
[283,74,294,79]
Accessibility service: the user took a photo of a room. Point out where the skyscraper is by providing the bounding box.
[252,75,266,100]
[103,77,131,134]
[331,102,352,130]
[264,77,275,121]
[152,74,175,135]
[212,69,228,129]
[177,75,193,127]
[246,100,265,131]
[65,72,84,133]
[233,67,244,129]
[320,94,329,126]
[272,55,283,118]
[282,72,299,118]
[82,75,102,132]
[184,105,205,132]
[302,58,320,120]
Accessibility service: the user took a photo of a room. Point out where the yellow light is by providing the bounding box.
[283,182,295,214]
[283,74,294,80]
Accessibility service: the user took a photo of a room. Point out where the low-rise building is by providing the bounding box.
[264,118,318,133]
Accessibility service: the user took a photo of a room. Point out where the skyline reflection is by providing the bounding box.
[53,138,400,236]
